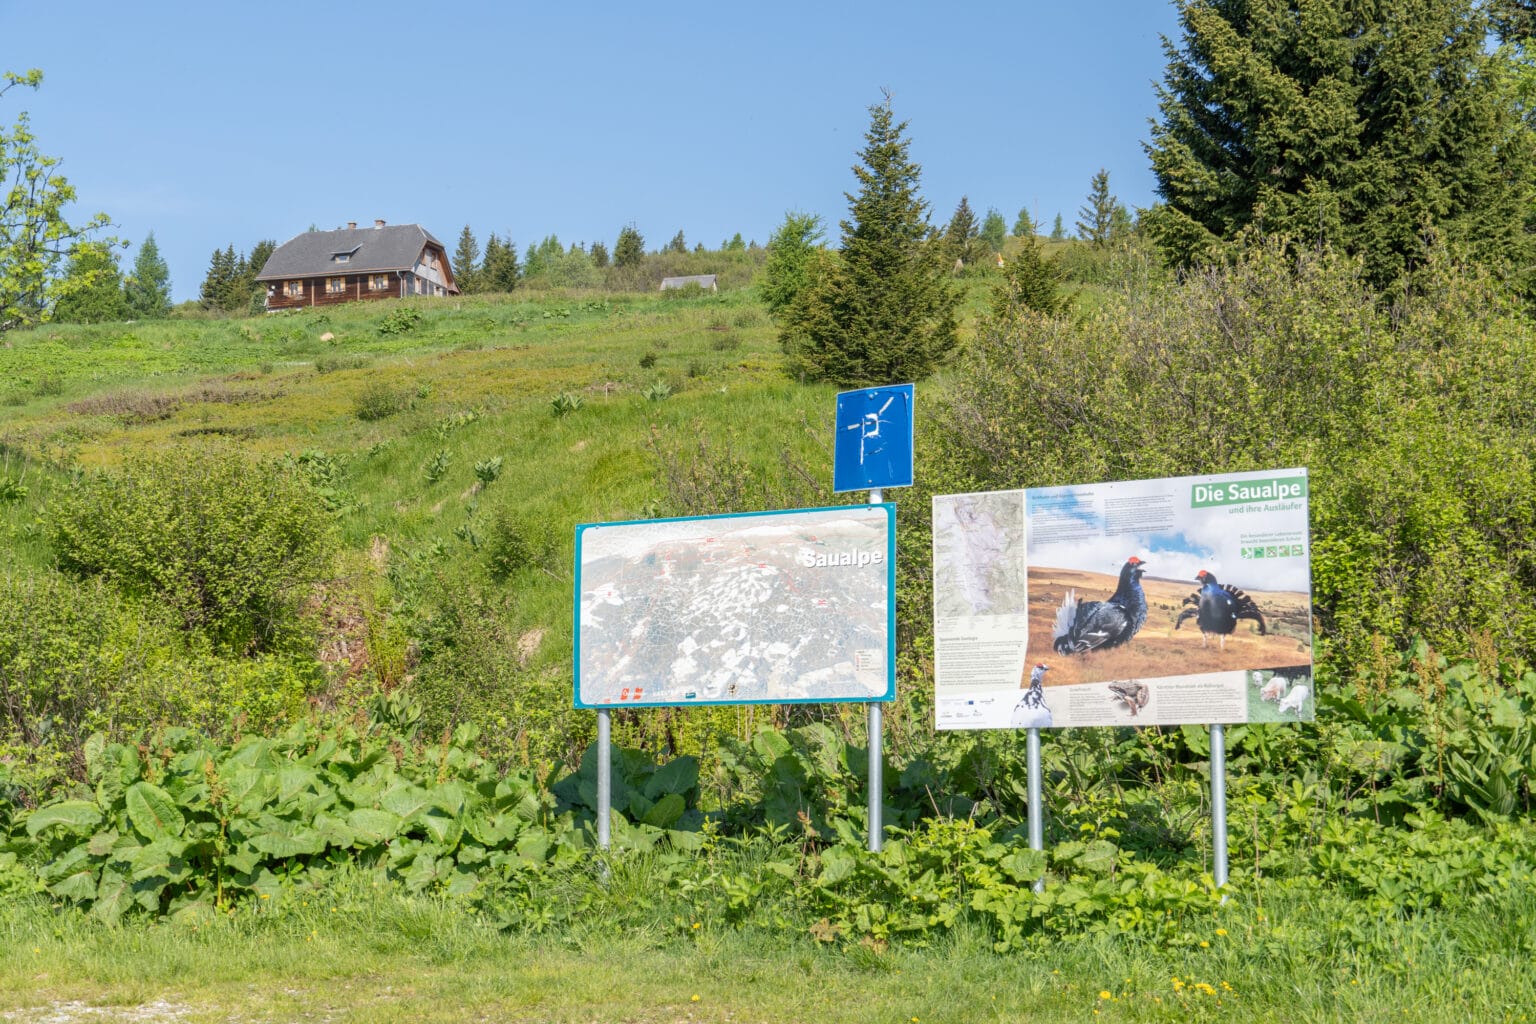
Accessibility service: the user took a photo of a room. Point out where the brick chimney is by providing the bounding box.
[374,219,386,229]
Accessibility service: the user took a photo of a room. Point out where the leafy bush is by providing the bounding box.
[935,241,1536,666]
[377,307,423,335]
[48,443,335,654]
[352,383,410,421]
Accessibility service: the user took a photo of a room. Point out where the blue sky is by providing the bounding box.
[4,2,1183,302]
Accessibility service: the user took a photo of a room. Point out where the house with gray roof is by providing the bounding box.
[658,274,718,292]
[255,220,459,310]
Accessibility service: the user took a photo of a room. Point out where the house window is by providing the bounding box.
[285,280,303,298]
[369,274,390,291]
[326,277,346,295]
[332,253,350,263]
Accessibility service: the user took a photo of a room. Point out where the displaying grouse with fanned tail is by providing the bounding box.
[1010,663,1053,728]
[1174,569,1267,649]
[1052,557,1149,655]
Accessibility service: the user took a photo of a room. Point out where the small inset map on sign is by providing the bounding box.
[577,506,893,707]
[932,492,1027,619]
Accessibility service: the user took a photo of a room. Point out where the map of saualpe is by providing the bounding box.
[575,505,895,708]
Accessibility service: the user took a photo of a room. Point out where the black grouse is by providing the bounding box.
[1052,557,1149,654]
[1174,569,1267,649]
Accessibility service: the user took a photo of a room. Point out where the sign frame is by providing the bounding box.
[574,503,897,710]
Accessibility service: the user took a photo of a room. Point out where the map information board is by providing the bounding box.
[933,468,1313,730]
[576,505,895,708]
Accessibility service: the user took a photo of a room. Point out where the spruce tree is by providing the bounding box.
[980,208,1007,253]
[944,195,980,267]
[481,233,519,292]
[1145,0,1534,287]
[613,224,644,267]
[1013,207,1035,237]
[123,232,171,319]
[666,230,687,254]
[780,94,959,386]
[1050,214,1066,241]
[992,232,1066,319]
[453,225,481,293]
[590,240,609,268]
[1076,169,1122,247]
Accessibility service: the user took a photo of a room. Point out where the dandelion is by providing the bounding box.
[1195,983,1217,996]
[692,922,701,930]
[1200,940,1210,947]
[1215,928,1228,936]
[1099,991,1112,1000]
[259,893,270,900]
[1221,981,1232,992]
[691,995,701,1003]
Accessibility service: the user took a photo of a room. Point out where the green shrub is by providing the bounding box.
[935,241,1536,666]
[353,383,409,421]
[377,307,423,335]
[48,443,335,654]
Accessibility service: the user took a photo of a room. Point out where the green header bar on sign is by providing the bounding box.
[1191,475,1308,508]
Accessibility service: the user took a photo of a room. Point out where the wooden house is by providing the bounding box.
[255,221,459,311]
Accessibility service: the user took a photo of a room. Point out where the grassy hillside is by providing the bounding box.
[0,286,881,766]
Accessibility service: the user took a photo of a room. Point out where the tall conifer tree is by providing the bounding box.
[453,225,481,293]
[124,232,171,319]
[1145,0,1534,286]
[780,94,958,386]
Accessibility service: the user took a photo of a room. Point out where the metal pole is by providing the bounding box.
[1210,723,1228,889]
[1027,727,1044,893]
[866,486,884,853]
[596,708,612,851]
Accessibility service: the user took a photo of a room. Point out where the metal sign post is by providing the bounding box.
[866,487,885,852]
[1210,723,1228,889]
[596,708,612,850]
[1027,727,1044,893]
[834,387,912,856]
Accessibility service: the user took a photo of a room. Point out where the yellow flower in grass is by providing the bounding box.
[691,995,700,1003]
[1195,983,1217,996]
[1099,991,1112,1001]
[1215,928,1228,936]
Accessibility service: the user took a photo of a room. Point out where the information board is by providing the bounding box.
[575,504,896,708]
[932,468,1313,729]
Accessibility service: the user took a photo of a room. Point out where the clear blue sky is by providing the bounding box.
[4,2,1183,302]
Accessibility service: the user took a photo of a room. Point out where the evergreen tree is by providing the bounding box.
[980,208,1007,253]
[666,230,687,254]
[761,211,825,317]
[52,242,128,323]
[1145,0,1535,286]
[1050,213,1066,241]
[453,225,481,293]
[613,224,644,267]
[590,240,609,268]
[944,195,980,267]
[123,231,171,319]
[991,232,1066,319]
[726,232,746,251]
[1076,169,1123,247]
[1013,207,1035,237]
[481,233,519,292]
[780,94,959,386]
[199,246,236,311]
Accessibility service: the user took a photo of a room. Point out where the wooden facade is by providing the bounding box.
[258,227,457,312]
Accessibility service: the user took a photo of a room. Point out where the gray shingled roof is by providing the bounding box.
[659,274,718,290]
[256,224,446,280]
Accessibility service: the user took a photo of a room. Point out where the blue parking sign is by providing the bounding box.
[834,384,914,493]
